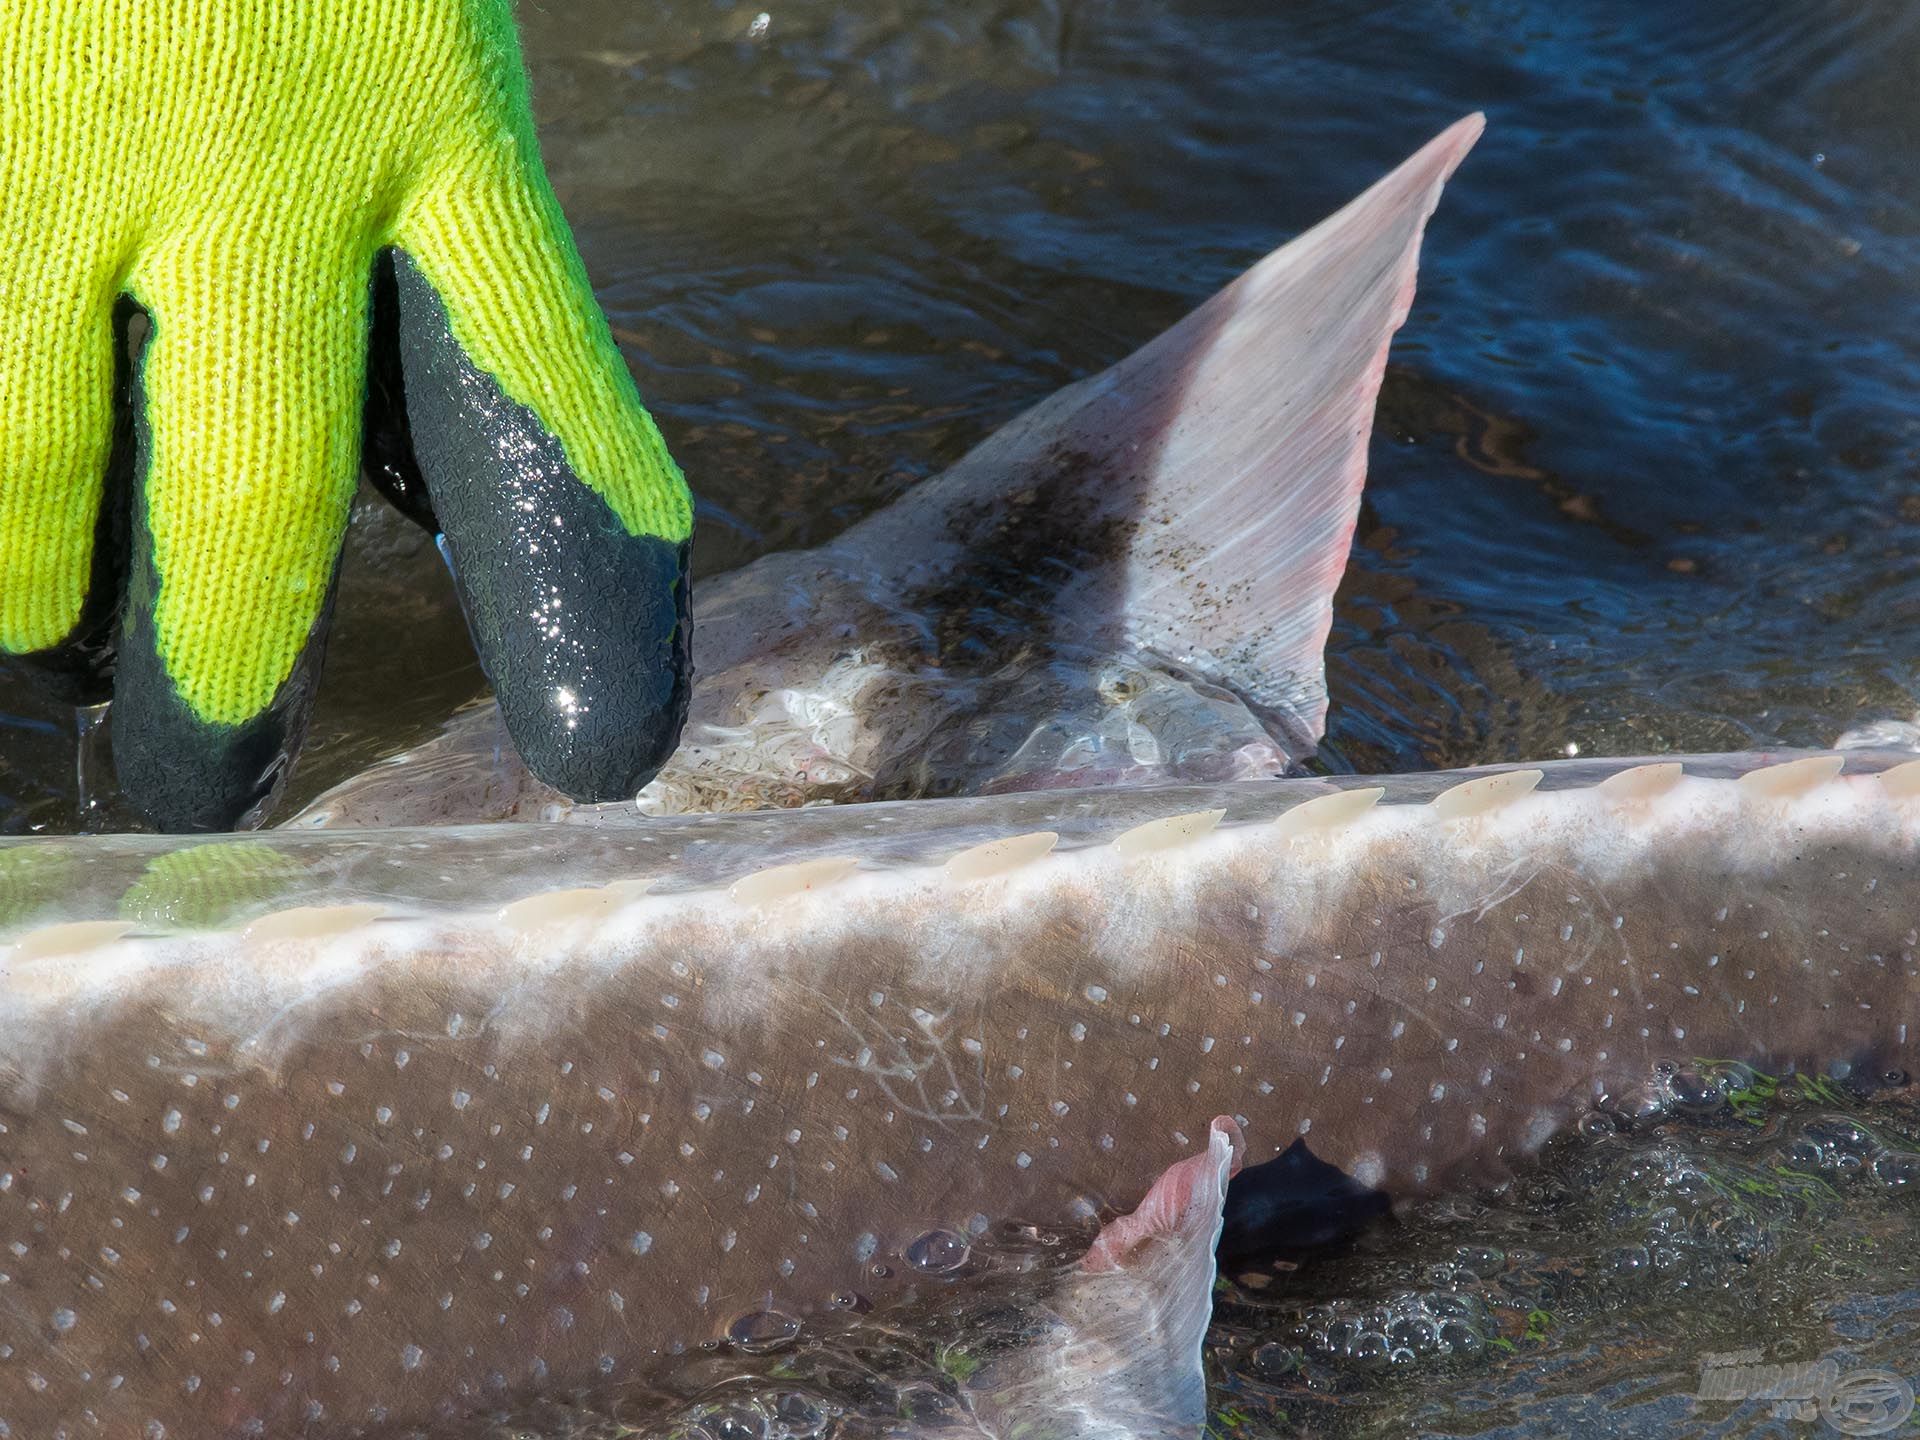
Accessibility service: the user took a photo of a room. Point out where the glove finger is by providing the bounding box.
[0,277,137,704]
[110,240,367,831]
[391,161,692,802]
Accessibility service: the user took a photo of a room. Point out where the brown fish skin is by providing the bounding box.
[2,754,1916,1438]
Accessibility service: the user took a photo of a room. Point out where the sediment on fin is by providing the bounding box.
[831,116,1487,762]
[286,118,1485,826]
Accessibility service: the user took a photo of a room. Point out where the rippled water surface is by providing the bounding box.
[3,1,1917,1433]
[451,1076,1920,1440]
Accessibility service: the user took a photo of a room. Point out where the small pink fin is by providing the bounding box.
[966,1118,1248,1438]
[1084,1116,1246,1274]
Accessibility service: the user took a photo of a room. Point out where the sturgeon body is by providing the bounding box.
[3,752,1919,1438]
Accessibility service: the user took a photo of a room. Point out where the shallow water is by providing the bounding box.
[428,1073,1920,1440]
[2,0,1916,1433]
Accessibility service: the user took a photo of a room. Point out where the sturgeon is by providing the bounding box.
[4,753,1920,1440]
[5,114,1918,1440]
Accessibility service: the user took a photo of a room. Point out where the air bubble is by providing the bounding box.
[903,1229,970,1275]
[728,1310,802,1355]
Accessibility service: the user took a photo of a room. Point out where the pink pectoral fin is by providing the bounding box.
[1084,1116,1247,1275]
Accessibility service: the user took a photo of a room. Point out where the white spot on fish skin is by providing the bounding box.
[51,1307,76,1333]
[1351,1153,1384,1187]
[875,1162,899,1183]
[629,1232,652,1255]
[1016,1152,1033,1168]
[703,1050,726,1070]
[853,1233,878,1262]
[451,1090,471,1111]
[1070,1023,1087,1042]
[162,1109,181,1135]
[1524,1111,1560,1150]
[1085,985,1109,1003]
[401,1344,424,1371]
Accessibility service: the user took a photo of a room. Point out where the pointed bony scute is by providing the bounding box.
[966,1120,1246,1440]
[840,115,1485,758]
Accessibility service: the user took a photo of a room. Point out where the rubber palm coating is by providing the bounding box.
[389,251,692,802]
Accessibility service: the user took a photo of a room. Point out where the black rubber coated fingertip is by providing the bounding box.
[386,247,694,806]
[111,685,296,833]
[108,316,328,835]
[109,563,326,832]
[499,537,692,803]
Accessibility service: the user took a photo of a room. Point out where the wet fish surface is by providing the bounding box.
[2,751,1917,1437]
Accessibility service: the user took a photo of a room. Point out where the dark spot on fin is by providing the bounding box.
[1218,1137,1391,1262]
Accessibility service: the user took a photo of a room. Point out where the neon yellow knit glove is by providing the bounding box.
[0,0,694,831]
